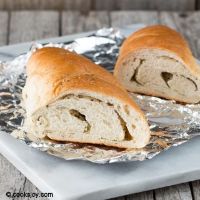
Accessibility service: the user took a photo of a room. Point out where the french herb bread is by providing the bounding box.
[23,47,150,148]
[114,25,200,103]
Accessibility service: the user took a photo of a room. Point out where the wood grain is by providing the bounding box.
[62,11,110,35]
[155,183,193,200]
[198,0,200,10]
[0,12,9,45]
[192,181,200,200]
[110,11,159,27]
[158,11,200,59]
[150,0,195,11]
[63,0,91,14]
[126,191,154,200]
[0,0,60,10]
[109,190,154,200]
[0,0,91,12]
[0,151,48,200]
[0,155,25,200]
[0,0,196,11]
[93,0,117,10]
[94,0,195,11]
[9,11,59,44]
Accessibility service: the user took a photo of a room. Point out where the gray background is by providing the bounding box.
[0,0,197,13]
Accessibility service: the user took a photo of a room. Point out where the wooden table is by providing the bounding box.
[0,10,200,200]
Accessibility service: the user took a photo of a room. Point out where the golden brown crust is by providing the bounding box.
[46,135,129,149]
[114,25,200,78]
[26,47,145,116]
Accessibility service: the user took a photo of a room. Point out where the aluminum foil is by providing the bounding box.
[0,28,200,164]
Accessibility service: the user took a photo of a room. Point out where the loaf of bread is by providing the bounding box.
[23,47,150,148]
[114,25,200,103]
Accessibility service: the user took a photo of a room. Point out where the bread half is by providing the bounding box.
[23,47,150,148]
[114,25,200,103]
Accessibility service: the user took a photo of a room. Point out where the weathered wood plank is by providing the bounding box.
[116,0,152,10]
[0,12,9,46]
[0,0,196,11]
[192,181,200,200]
[157,12,178,30]
[62,11,110,35]
[126,191,154,200]
[0,155,25,200]
[22,179,49,200]
[63,0,91,14]
[172,11,200,59]
[94,0,195,11]
[93,0,117,10]
[109,191,154,200]
[0,10,60,200]
[110,11,159,27]
[0,154,49,200]
[0,0,91,13]
[159,11,200,59]
[155,183,193,200]
[0,10,18,200]
[1,0,57,10]
[197,0,200,10]
[28,0,63,10]
[125,0,194,11]
[9,11,59,44]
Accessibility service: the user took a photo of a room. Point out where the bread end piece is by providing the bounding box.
[115,25,200,103]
